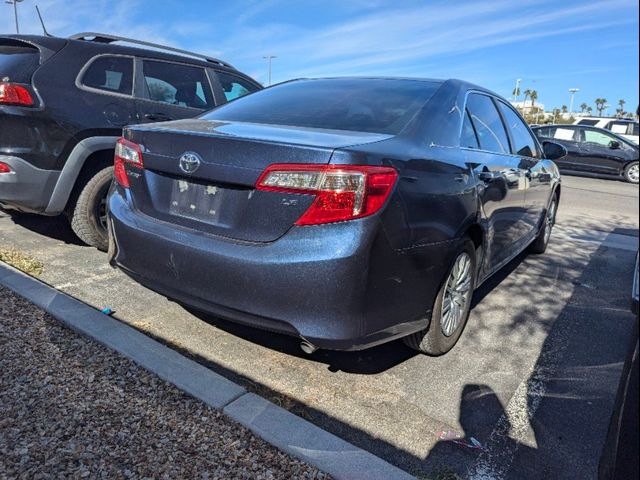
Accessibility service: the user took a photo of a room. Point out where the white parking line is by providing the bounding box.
[554,227,638,252]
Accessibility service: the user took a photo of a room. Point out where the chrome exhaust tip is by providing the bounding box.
[300,340,318,355]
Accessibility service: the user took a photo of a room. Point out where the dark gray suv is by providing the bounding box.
[0,32,261,249]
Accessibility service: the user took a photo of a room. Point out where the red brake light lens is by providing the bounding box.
[0,162,12,174]
[256,164,398,225]
[114,138,144,188]
[0,83,34,106]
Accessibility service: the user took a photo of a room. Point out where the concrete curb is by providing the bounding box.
[0,262,415,480]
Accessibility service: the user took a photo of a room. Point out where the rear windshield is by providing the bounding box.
[0,40,40,83]
[203,78,442,134]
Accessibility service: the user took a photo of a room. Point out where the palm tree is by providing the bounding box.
[580,102,588,113]
[595,98,607,116]
[586,106,593,115]
[530,90,538,111]
[617,99,626,118]
[561,105,568,114]
[523,89,532,107]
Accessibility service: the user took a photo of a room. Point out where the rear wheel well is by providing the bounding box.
[465,224,484,251]
[64,149,114,215]
[554,184,561,201]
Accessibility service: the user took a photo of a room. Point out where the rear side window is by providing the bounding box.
[81,56,133,95]
[0,40,40,83]
[460,109,479,149]
[497,101,539,158]
[203,78,441,135]
[142,60,214,109]
[607,121,636,136]
[216,71,260,102]
[465,93,510,154]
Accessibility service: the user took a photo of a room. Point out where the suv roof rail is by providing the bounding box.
[69,32,235,69]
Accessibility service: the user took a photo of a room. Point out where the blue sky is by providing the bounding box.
[3,0,638,113]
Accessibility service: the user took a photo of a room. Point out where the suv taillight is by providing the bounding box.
[0,83,34,106]
[256,164,398,225]
[114,138,144,188]
[0,162,12,174]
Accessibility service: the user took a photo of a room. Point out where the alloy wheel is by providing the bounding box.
[544,199,557,245]
[441,252,473,337]
[628,163,639,183]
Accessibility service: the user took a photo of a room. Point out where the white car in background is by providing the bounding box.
[574,117,639,144]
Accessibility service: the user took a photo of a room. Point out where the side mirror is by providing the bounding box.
[542,141,568,160]
[609,140,621,150]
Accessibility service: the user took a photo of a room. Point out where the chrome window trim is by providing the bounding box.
[75,53,136,99]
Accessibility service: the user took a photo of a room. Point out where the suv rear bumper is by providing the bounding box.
[0,156,60,213]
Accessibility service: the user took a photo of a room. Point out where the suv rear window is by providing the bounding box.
[81,56,133,95]
[203,78,441,134]
[216,71,259,102]
[0,39,40,83]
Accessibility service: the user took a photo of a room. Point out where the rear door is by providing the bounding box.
[135,58,216,123]
[465,92,528,269]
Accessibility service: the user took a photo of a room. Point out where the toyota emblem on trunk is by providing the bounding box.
[179,152,202,174]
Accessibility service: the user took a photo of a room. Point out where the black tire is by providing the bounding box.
[623,161,639,184]
[70,166,113,251]
[530,193,558,254]
[403,239,477,355]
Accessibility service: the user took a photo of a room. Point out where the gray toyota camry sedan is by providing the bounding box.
[107,78,565,355]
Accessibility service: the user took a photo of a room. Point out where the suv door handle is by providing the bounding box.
[144,113,173,121]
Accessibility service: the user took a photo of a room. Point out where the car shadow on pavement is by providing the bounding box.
[184,306,418,375]
[153,228,637,478]
[1,210,84,246]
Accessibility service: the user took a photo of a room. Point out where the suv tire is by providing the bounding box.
[70,166,113,251]
[403,238,477,355]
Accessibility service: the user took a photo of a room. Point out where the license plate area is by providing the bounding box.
[169,179,225,225]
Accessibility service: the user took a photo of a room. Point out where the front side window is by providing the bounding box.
[465,93,510,154]
[216,71,260,102]
[142,60,214,109]
[498,101,539,158]
[582,128,618,147]
[82,56,133,95]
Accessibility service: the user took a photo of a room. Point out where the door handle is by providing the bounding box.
[144,113,173,121]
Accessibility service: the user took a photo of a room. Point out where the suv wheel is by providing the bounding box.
[70,166,113,251]
[403,239,477,355]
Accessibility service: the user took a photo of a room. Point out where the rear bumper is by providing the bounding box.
[0,155,60,213]
[107,189,434,351]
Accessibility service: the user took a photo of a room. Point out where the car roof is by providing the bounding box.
[2,33,242,75]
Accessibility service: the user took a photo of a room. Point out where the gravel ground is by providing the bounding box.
[0,285,330,480]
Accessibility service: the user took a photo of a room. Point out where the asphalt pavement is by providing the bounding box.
[0,174,638,479]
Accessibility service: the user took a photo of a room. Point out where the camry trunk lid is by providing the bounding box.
[124,119,392,242]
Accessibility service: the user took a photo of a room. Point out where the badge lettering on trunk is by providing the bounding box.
[179,152,202,174]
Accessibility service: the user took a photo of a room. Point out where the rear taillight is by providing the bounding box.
[114,138,144,188]
[0,162,12,174]
[0,83,34,106]
[256,164,398,225]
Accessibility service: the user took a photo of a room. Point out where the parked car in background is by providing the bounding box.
[107,78,565,355]
[0,32,261,250]
[532,124,639,184]
[574,117,639,144]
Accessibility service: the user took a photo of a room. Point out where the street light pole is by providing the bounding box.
[5,0,24,34]
[262,55,277,86]
[568,88,579,115]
